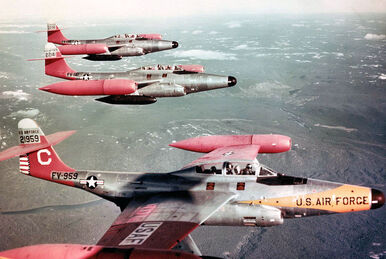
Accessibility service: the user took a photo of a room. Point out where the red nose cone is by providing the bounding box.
[39,86,51,92]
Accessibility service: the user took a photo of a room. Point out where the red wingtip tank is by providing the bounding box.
[57,44,109,55]
[177,65,205,73]
[39,79,137,96]
[138,33,162,40]
[0,244,208,259]
[169,134,291,153]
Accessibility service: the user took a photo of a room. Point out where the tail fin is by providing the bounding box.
[0,119,76,186]
[47,23,69,44]
[44,43,76,79]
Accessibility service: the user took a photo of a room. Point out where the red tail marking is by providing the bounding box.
[27,144,75,186]
[47,25,69,45]
[45,56,76,79]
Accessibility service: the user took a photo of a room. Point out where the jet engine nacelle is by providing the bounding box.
[39,79,137,96]
[170,134,291,153]
[204,204,283,227]
[137,83,186,97]
[110,47,144,56]
[57,44,108,55]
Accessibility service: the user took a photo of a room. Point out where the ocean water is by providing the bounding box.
[0,14,385,258]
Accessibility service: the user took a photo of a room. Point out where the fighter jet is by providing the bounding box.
[46,23,178,61]
[35,43,237,104]
[0,119,384,258]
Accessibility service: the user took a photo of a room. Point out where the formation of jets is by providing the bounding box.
[32,23,236,104]
[0,23,383,259]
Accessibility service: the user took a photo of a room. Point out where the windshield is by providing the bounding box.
[258,165,277,177]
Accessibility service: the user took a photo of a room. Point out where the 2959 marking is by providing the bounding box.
[20,135,40,144]
[51,172,78,180]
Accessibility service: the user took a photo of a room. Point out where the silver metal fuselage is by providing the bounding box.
[63,38,176,56]
[68,69,232,97]
[65,166,366,228]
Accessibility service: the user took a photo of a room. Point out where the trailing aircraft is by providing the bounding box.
[0,119,383,258]
[46,23,178,61]
[33,43,237,104]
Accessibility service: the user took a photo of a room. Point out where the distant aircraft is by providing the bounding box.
[33,43,237,104]
[46,23,178,61]
[0,119,383,257]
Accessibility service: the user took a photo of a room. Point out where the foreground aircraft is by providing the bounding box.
[0,119,384,258]
[0,244,208,259]
[46,23,178,61]
[35,43,237,104]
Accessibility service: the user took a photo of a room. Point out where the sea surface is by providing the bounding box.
[0,14,385,258]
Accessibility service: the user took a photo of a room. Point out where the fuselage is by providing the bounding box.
[50,163,382,228]
[61,36,177,58]
[65,67,235,97]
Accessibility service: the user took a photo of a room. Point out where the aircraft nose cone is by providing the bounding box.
[172,41,179,48]
[371,188,385,210]
[228,76,237,87]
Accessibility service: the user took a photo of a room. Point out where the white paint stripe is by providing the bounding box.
[19,157,28,161]
[20,170,29,174]
[19,161,29,165]
[19,166,30,170]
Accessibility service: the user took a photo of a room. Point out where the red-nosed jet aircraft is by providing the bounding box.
[33,43,236,104]
[0,119,384,258]
[46,23,178,61]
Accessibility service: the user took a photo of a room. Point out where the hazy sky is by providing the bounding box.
[1,0,386,22]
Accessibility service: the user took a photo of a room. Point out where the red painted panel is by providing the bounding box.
[170,134,291,154]
[40,79,137,96]
[58,44,108,55]
[138,34,162,40]
[0,244,203,259]
[177,65,204,73]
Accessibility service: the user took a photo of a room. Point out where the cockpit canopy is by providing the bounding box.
[141,64,182,71]
[195,161,277,177]
[111,34,137,39]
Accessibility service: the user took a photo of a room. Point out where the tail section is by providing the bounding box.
[47,23,69,45]
[44,43,76,79]
[0,119,76,186]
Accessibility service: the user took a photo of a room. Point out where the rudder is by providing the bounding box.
[17,119,75,184]
[44,43,76,79]
[47,23,69,45]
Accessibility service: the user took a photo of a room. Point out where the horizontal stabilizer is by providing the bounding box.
[0,130,76,162]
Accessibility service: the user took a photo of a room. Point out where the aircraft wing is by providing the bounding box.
[97,191,234,249]
[183,144,261,169]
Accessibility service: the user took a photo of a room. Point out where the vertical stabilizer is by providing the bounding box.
[17,119,75,184]
[44,43,76,79]
[47,23,69,44]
